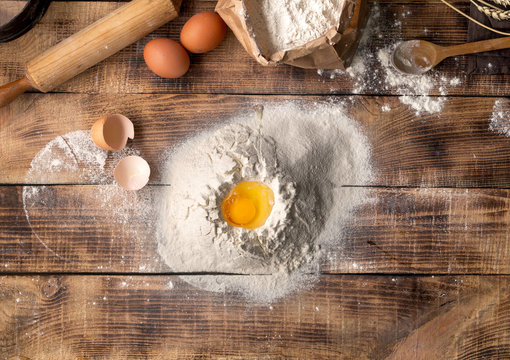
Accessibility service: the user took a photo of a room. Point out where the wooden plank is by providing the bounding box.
[0,275,508,359]
[0,0,508,96]
[1,94,510,187]
[0,1,26,27]
[2,185,510,274]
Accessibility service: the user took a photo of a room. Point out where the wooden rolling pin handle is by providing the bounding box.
[0,77,32,108]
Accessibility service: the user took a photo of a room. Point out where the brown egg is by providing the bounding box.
[143,38,190,78]
[180,12,227,54]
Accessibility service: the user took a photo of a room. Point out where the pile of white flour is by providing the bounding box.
[21,104,374,302]
[245,0,345,55]
[157,102,373,302]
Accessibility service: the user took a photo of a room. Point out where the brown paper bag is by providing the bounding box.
[215,0,369,70]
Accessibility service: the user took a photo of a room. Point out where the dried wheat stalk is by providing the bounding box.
[486,0,510,8]
[478,0,506,10]
[472,0,510,20]
[440,0,510,35]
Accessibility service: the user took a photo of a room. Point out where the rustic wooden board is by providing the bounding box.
[2,185,510,274]
[0,275,508,359]
[2,94,510,187]
[0,0,508,96]
[1,0,510,357]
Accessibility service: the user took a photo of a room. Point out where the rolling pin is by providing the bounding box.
[0,0,181,107]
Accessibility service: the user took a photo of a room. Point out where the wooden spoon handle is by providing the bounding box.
[440,36,510,59]
[0,77,32,108]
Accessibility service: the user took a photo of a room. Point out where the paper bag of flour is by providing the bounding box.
[215,0,369,70]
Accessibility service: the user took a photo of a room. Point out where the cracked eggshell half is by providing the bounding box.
[114,155,151,191]
[91,114,134,151]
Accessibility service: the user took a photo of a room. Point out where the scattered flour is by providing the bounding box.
[157,102,374,302]
[245,0,345,55]
[22,130,155,264]
[24,130,141,184]
[317,4,461,116]
[488,99,510,136]
[26,131,108,183]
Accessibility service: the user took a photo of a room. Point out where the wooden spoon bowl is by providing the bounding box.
[392,37,510,75]
[391,40,437,75]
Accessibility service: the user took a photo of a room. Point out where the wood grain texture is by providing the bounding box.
[0,1,26,27]
[1,94,510,187]
[1,0,509,357]
[0,0,508,95]
[2,185,510,274]
[0,275,508,359]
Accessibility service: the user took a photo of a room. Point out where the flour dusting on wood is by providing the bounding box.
[489,99,510,136]
[317,4,461,115]
[22,130,156,265]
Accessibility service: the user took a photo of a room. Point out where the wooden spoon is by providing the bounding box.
[391,37,510,75]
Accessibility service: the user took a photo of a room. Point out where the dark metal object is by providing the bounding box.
[0,0,51,43]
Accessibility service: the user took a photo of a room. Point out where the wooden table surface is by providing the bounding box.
[1,0,510,359]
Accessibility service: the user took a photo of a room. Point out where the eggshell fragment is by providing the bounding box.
[114,156,150,191]
[91,114,134,151]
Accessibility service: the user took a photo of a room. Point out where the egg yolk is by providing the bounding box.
[221,181,275,229]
